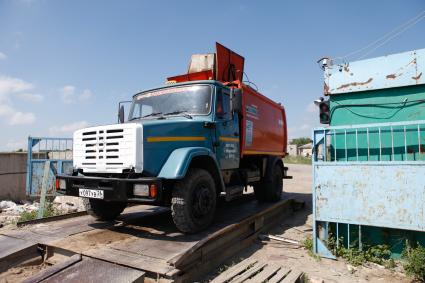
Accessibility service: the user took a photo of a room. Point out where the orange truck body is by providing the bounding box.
[239,83,287,158]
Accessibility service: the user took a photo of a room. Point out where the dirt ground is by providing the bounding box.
[203,164,411,283]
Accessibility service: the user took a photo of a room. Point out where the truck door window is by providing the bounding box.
[216,89,231,120]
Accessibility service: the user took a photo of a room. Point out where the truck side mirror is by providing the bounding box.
[118,105,125,124]
[118,100,132,124]
[231,88,242,114]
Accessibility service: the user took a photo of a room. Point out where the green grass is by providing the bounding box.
[283,155,312,165]
[18,202,59,222]
[402,242,425,281]
[326,236,392,267]
[302,237,321,261]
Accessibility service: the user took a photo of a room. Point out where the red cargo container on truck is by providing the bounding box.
[240,83,287,157]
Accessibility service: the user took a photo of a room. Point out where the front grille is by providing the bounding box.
[81,128,125,165]
[73,123,143,173]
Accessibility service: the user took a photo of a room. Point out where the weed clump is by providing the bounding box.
[402,242,425,281]
[326,236,391,266]
[18,202,58,222]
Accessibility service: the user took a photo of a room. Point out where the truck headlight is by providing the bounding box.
[133,184,149,197]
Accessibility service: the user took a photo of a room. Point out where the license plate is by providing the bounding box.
[79,188,104,199]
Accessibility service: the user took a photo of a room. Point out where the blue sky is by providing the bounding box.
[0,0,424,150]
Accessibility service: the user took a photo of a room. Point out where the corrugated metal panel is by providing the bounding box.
[324,48,425,95]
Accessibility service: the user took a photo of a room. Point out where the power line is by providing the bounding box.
[357,12,425,60]
[333,9,425,62]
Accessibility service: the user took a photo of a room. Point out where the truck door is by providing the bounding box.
[214,87,240,169]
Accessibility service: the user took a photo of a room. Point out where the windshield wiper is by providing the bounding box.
[163,110,193,119]
[129,112,164,121]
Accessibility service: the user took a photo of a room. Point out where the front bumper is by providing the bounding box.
[56,174,163,203]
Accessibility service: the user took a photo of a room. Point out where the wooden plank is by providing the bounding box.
[246,264,281,283]
[230,262,267,283]
[84,246,175,275]
[0,236,38,273]
[267,267,291,283]
[172,199,294,267]
[210,259,258,283]
[21,254,82,283]
[42,256,145,283]
[280,270,304,283]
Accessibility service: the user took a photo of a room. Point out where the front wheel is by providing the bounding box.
[171,168,217,233]
[254,163,283,202]
[83,198,127,221]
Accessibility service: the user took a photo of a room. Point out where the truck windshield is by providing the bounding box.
[128,85,212,120]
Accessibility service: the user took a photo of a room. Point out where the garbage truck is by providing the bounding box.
[56,43,289,233]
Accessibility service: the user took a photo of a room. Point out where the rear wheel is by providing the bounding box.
[254,164,283,202]
[171,168,217,233]
[83,198,127,220]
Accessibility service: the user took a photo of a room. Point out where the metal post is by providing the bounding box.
[391,126,394,160]
[323,129,327,162]
[355,129,358,161]
[25,137,32,196]
[367,128,370,160]
[347,224,350,249]
[404,126,407,161]
[418,124,421,156]
[344,130,347,161]
[334,130,337,162]
[37,161,51,219]
[379,128,382,161]
[336,223,339,249]
[359,225,362,251]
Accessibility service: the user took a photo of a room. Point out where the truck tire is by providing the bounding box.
[254,164,283,202]
[171,168,217,233]
[83,198,127,221]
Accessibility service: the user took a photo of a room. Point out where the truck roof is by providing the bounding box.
[133,80,225,98]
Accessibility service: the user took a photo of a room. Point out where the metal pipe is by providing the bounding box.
[336,222,339,249]
[379,128,382,161]
[367,128,370,160]
[334,130,337,162]
[359,225,362,251]
[347,224,350,249]
[391,126,394,160]
[356,129,359,161]
[324,129,327,161]
[418,124,421,156]
[345,130,347,161]
[404,126,407,160]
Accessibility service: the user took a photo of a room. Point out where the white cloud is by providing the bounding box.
[0,104,14,116]
[49,121,89,135]
[9,111,36,125]
[79,89,92,101]
[60,85,76,104]
[0,52,7,60]
[16,92,43,102]
[60,85,92,104]
[0,75,37,125]
[0,76,33,96]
